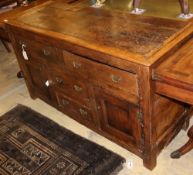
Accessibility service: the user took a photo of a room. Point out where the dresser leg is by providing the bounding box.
[17,71,24,79]
[143,149,157,170]
[171,125,193,158]
[1,39,11,52]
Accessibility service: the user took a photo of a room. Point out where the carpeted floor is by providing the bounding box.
[0,105,125,175]
[0,42,193,175]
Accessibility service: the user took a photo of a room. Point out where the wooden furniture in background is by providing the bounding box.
[0,0,19,8]
[0,0,49,48]
[179,0,190,15]
[132,0,191,15]
[0,0,49,79]
[5,0,193,170]
[0,0,19,52]
[171,125,193,158]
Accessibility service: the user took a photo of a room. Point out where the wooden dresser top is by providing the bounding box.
[6,0,193,66]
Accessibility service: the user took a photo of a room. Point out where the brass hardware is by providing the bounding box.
[21,43,26,48]
[55,77,63,84]
[79,108,88,116]
[111,75,122,83]
[74,85,83,92]
[43,49,50,56]
[72,61,81,69]
[19,40,26,47]
[61,99,70,106]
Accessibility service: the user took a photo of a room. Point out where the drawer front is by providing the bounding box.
[95,89,142,148]
[63,50,89,78]
[15,36,63,65]
[89,62,138,96]
[50,70,91,107]
[63,50,138,99]
[55,91,96,126]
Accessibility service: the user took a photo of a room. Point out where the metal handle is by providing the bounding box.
[74,85,83,92]
[61,99,70,106]
[111,75,122,83]
[19,40,26,47]
[21,43,26,49]
[73,61,81,69]
[79,108,87,116]
[55,77,63,84]
[43,49,50,56]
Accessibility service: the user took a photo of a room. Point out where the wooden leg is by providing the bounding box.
[133,0,141,9]
[171,125,193,158]
[143,148,157,170]
[17,71,24,79]
[179,0,189,15]
[1,39,11,53]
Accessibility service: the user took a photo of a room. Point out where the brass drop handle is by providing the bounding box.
[74,85,83,92]
[43,49,50,56]
[79,108,88,116]
[73,61,81,69]
[55,77,63,84]
[21,43,27,48]
[61,99,70,106]
[111,75,122,83]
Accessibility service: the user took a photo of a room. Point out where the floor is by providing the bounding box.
[0,42,193,175]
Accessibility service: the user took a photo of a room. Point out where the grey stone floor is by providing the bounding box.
[0,42,192,175]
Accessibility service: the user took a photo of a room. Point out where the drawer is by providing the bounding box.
[15,36,63,65]
[89,62,138,96]
[62,50,138,99]
[55,91,96,126]
[63,50,90,78]
[49,70,91,107]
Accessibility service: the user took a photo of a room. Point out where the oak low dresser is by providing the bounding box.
[5,0,193,170]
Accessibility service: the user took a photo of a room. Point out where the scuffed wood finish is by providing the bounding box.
[5,0,193,171]
[6,0,193,65]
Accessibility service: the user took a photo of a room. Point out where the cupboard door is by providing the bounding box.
[23,62,51,102]
[95,89,141,147]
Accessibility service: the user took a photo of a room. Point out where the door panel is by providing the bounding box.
[95,88,141,147]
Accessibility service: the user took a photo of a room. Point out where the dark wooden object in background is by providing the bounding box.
[132,0,190,14]
[0,0,48,79]
[1,39,11,52]
[133,0,141,9]
[5,0,193,170]
[0,0,19,8]
[179,0,189,14]
[171,125,193,158]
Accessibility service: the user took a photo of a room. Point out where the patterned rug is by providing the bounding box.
[0,105,125,175]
